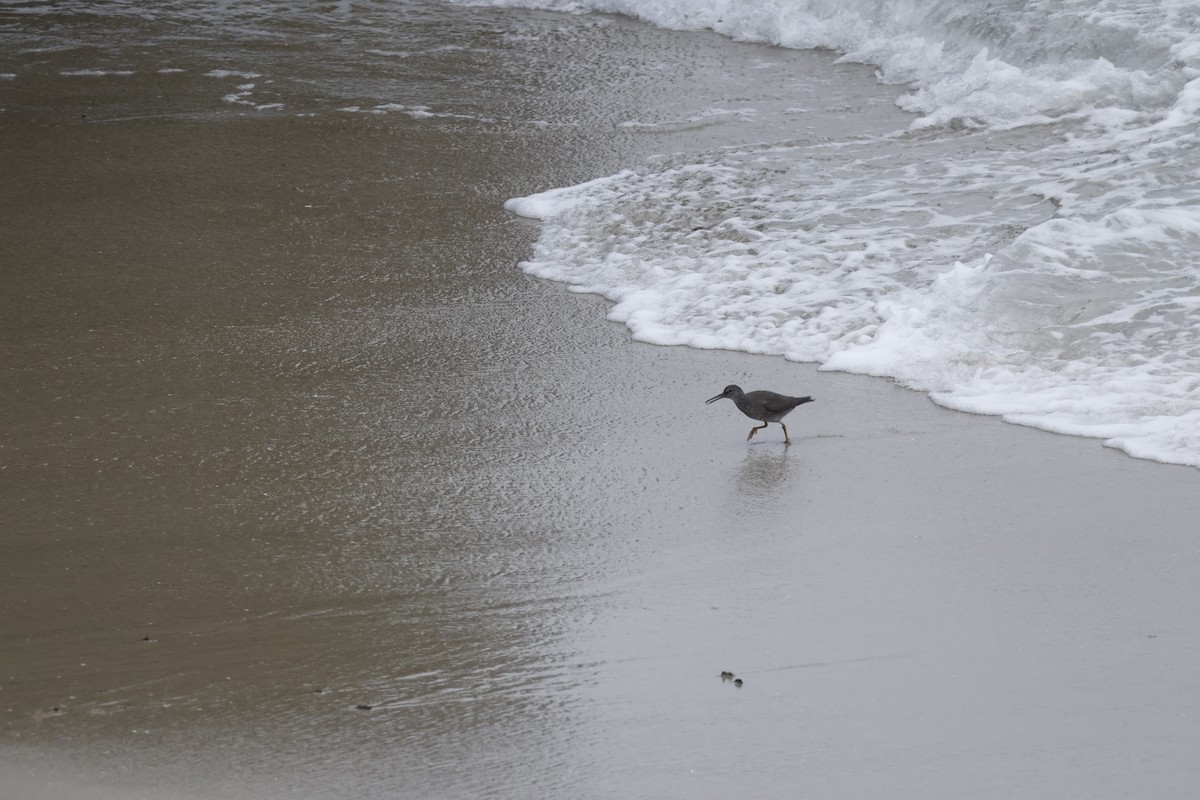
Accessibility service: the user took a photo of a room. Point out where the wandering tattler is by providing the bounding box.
[706,385,814,444]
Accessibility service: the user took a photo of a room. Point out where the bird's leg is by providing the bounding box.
[747,422,768,441]
[781,422,791,445]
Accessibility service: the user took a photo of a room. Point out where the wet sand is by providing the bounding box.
[4,4,1200,799]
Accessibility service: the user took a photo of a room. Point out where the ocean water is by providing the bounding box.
[486,0,1200,469]
[8,2,1200,797]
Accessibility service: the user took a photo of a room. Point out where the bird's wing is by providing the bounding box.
[762,394,811,413]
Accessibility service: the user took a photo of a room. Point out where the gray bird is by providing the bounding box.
[706,384,814,444]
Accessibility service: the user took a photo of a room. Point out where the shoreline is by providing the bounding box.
[4,4,1200,798]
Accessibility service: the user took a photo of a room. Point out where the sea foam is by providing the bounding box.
[488,0,1200,468]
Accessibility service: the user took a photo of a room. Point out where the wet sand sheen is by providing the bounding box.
[4,3,1200,798]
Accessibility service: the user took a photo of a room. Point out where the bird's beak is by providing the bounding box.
[705,394,724,404]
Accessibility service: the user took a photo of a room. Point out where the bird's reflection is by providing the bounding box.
[733,445,792,505]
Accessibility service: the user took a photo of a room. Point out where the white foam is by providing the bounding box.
[618,108,759,131]
[60,68,136,77]
[221,83,284,111]
[204,69,261,79]
[484,0,1200,468]
[338,103,496,122]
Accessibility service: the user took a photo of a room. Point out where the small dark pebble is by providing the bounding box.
[733,679,743,688]
[720,671,734,681]
[355,704,373,711]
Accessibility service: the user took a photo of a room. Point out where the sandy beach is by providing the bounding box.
[4,3,1200,798]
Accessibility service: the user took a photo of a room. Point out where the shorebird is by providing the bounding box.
[706,384,814,444]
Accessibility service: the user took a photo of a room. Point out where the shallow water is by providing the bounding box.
[7,3,1200,798]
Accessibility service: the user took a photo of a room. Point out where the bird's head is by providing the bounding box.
[706,385,742,404]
